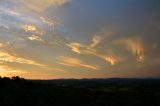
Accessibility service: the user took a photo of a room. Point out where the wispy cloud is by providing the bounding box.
[85,49,119,66]
[66,42,85,54]
[0,0,159,79]
[18,0,70,12]
[28,35,44,42]
[59,56,100,70]
[0,52,45,66]
[101,55,119,66]
[0,0,66,47]
[0,8,20,17]
[0,65,27,77]
[66,36,119,66]
[115,37,144,62]
[40,17,56,29]
[90,35,102,48]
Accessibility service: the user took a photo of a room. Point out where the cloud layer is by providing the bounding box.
[17,0,69,12]
[0,0,160,79]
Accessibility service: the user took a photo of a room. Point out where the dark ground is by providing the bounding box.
[0,77,160,106]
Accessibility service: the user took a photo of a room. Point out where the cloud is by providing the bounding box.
[115,37,144,62]
[66,36,102,54]
[22,25,37,32]
[59,56,100,70]
[66,42,85,54]
[0,52,45,66]
[66,36,119,65]
[85,49,119,66]
[101,55,118,66]
[0,0,67,78]
[0,43,3,47]
[40,17,56,29]
[90,35,102,48]
[28,35,44,42]
[18,0,70,12]
[0,0,65,47]
[0,65,27,77]
[1,0,159,79]
[0,8,20,17]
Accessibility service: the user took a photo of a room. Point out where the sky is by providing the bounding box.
[0,0,160,79]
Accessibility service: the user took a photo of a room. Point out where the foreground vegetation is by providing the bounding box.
[0,76,160,106]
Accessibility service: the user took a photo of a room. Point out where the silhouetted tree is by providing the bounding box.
[12,76,20,80]
[12,76,25,82]
[3,77,11,81]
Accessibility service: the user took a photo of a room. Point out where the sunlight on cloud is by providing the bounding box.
[86,49,119,66]
[0,10,39,35]
[0,0,67,78]
[59,56,100,70]
[101,55,118,66]
[28,35,44,42]
[66,43,85,54]
[66,35,102,54]
[115,37,144,63]
[0,0,159,79]
[0,66,10,72]
[0,65,27,77]
[0,43,3,47]
[90,35,102,48]
[22,25,37,32]
[18,0,70,12]
[66,36,119,66]
[0,0,64,47]
[0,52,45,66]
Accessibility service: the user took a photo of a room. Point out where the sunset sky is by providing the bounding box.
[0,0,160,79]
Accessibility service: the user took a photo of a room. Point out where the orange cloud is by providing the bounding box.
[115,37,144,62]
[102,55,118,66]
[59,56,100,70]
[66,42,85,54]
[0,52,45,66]
[0,65,27,77]
[85,49,119,66]
[0,43,3,47]
[18,0,70,12]
[66,36,119,66]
